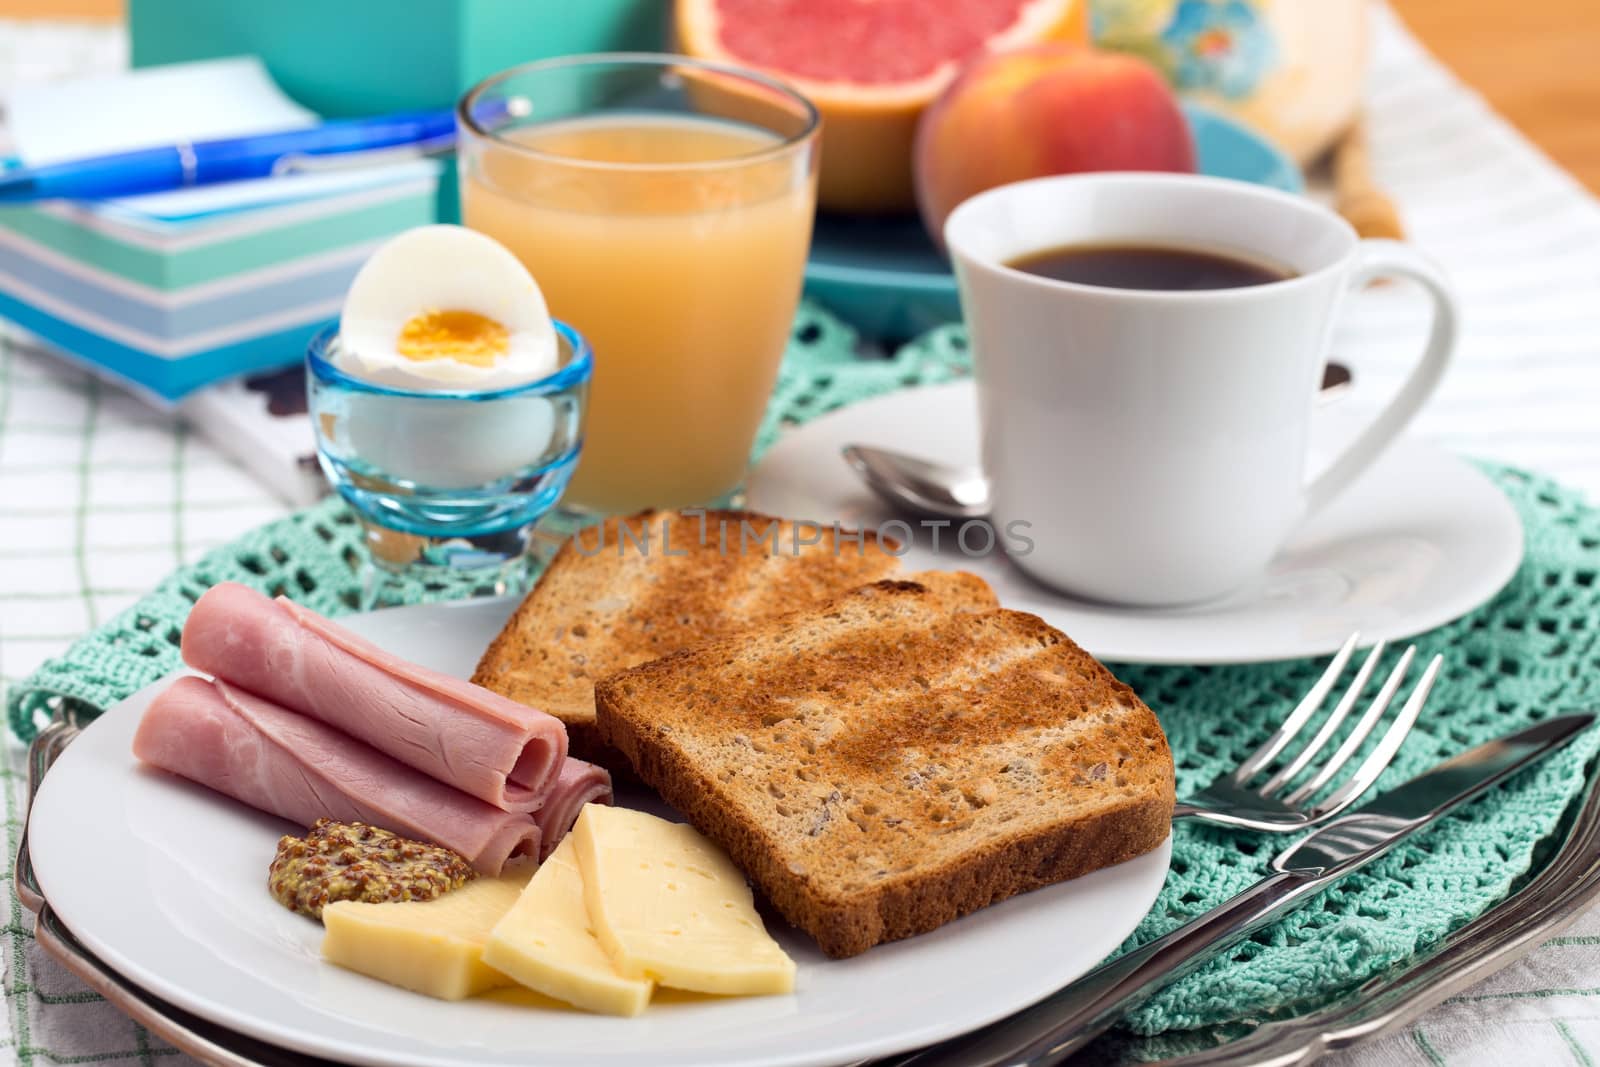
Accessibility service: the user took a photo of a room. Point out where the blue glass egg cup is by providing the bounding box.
[307,323,591,608]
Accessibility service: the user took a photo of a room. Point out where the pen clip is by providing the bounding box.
[270,131,459,176]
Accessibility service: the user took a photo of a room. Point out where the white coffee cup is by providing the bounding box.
[945,172,1458,607]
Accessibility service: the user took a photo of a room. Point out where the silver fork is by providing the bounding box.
[1174,633,1443,831]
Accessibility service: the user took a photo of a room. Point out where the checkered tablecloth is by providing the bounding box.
[1,8,1599,1066]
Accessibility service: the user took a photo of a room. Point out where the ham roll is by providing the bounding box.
[181,582,567,813]
[134,677,541,874]
[530,759,614,860]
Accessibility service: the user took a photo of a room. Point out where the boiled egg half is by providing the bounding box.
[337,225,559,391]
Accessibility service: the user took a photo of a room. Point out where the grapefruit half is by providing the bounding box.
[676,0,1088,214]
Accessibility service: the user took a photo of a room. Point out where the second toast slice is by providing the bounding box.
[472,510,903,764]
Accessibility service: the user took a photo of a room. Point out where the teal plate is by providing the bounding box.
[804,102,1303,340]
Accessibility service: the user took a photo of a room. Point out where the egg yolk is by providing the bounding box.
[395,310,510,367]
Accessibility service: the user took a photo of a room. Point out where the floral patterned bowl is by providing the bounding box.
[1093,0,1369,163]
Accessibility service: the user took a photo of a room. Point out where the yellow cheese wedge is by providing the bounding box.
[483,838,654,1016]
[321,868,532,1000]
[571,805,796,996]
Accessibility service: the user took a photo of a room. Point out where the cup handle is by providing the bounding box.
[1303,239,1459,516]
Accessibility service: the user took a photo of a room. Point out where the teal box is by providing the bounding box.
[128,0,666,218]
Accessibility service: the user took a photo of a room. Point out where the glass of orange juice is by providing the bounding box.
[457,54,820,517]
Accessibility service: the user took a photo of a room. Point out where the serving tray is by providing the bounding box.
[18,719,1600,1067]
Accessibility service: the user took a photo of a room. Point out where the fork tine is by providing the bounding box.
[1284,645,1416,804]
[1308,653,1441,818]
[1232,632,1360,782]
[1258,640,1387,796]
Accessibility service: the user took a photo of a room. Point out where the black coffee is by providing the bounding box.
[1007,243,1295,291]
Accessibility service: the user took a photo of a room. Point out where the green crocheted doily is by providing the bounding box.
[10,300,1600,1041]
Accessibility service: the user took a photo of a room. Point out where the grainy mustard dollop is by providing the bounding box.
[269,818,475,920]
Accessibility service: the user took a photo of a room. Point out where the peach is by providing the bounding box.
[915,44,1197,244]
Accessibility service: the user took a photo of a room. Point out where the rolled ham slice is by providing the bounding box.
[134,676,541,874]
[181,582,566,813]
[530,759,613,860]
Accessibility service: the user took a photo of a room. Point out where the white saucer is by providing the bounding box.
[746,381,1524,664]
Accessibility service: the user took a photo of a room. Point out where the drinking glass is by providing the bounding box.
[307,323,591,607]
[457,53,820,517]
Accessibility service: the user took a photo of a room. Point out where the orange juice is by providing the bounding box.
[461,114,817,515]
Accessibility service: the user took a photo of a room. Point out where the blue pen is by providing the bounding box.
[0,108,463,202]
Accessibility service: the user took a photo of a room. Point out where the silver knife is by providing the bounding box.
[877,712,1596,1067]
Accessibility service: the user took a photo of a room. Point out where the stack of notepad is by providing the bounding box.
[0,57,443,403]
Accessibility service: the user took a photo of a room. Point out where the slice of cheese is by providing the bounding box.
[571,805,796,996]
[321,867,531,1000]
[483,837,654,1016]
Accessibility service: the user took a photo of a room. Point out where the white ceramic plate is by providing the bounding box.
[28,597,1171,1067]
[747,381,1524,664]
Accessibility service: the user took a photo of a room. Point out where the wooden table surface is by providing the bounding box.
[0,0,1598,191]
[1390,0,1600,191]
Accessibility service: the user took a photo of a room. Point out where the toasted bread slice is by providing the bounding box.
[472,510,904,763]
[594,577,1174,958]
